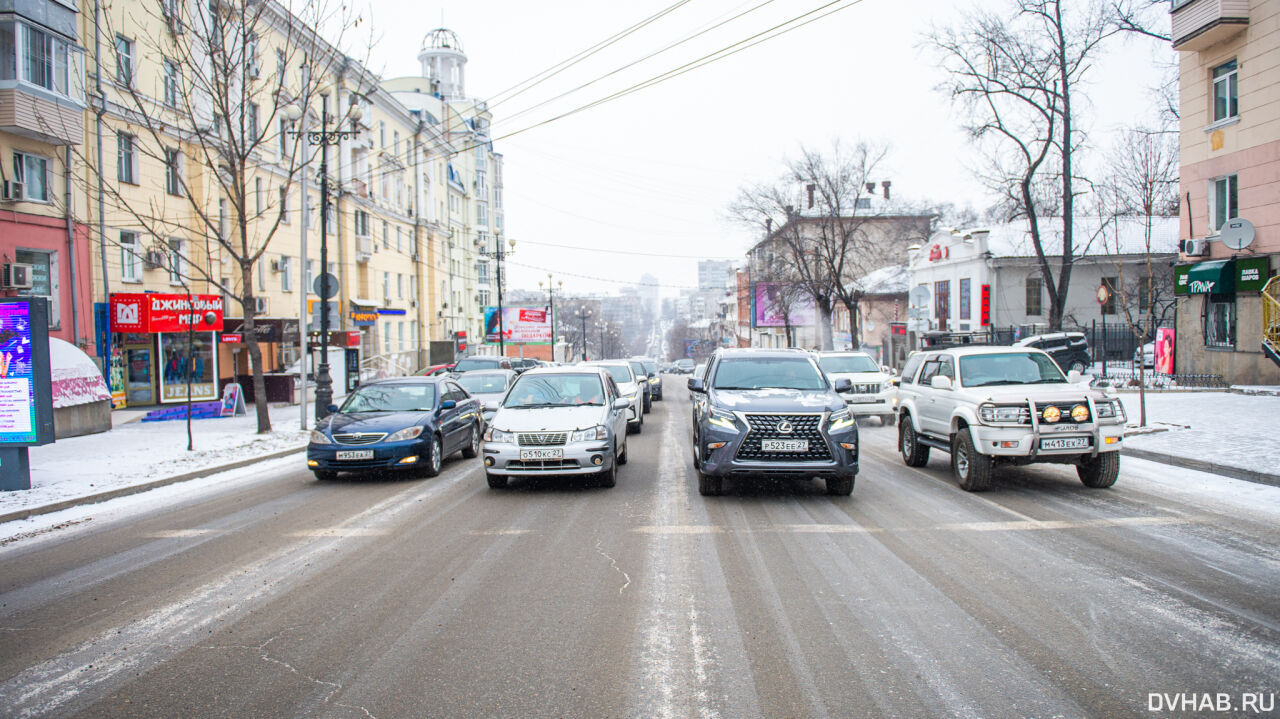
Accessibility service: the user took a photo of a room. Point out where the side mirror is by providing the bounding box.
[440,399,457,410]
[833,378,853,393]
[688,377,706,393]
[930,375,953,390]
[613,397,632,410]
[483,401,500,412]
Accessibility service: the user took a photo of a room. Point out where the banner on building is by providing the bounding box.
[484,306,551,344]
[752,283,815,328]
[110,293,224,333]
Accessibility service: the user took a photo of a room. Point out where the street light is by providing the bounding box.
[576,307,592,361]
[538,274,562,361]
[284,94,361,423]
[490,236,516,358]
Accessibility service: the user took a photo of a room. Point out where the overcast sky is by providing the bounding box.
[352,0,1176,299]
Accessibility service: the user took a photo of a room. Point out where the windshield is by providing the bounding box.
[820,355,880,374]
[676,360,694,369]
[454,358,498,372]
[711,357,827,391]
[504,374,606,407]
[457,373,510,394]
[594,364,633,384]
[627,360,646,377]
[642,360,657,375]
[959,352,1068,387]
[340,384,437,413]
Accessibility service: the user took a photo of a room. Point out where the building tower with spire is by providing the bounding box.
[417,28,467,101]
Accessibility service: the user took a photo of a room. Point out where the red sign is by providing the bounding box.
[110,293,224,333]
[220,333,242,343]
[928,244,949,262]
[980,284,991,326]
[345,331,361,347]
[518,308,547,323]
[890,322,907,337]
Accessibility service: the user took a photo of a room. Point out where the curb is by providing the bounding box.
[0,445,307,525]
[1120,447,1280,489]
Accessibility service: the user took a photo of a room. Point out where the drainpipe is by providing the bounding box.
[64,146,80,346]
[93,0,108,303]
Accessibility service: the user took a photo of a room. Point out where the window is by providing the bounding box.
[12,152,49,202]
[278,185,289,224]
[383,323,391,353]
[383,271,390,300]
[1210,174,1238,232]
[398,322,405,351]
[257,256,266,291]
[164,147,181,195]
[397,273,404,299]
[477,288,489,308]
[167,238,184,284]
[114,35,133,85]
[120,231,141,281]
[382,221,389,249]
[247,103,260,141]
[163,58,180,106]
[117,133,136,184]
[278,117,289,157]
[900,353,925,385]
[1204,296,1235,348]
[933,280,950,330]
[10,23,71,95]
[246,34,260,78]
[1025,276,1043,316]
[918,359,940,385]
[218,198,228,240]
[1102,277,1118,315]
[393,131,399,156]
[255,177,262,216]
[275,48,286,86]
[305,259,316,293]
[409,274,417,300]
[395,226,402,253]
[354,210,370,237]
[477,202,488,227]
[14,249,59,327]
[958,278,971,320]
[281,255,292,292]
[379,121,386,148]
[1212,60,1238,123]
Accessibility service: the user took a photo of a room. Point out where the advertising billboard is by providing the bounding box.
[752,283,815,327]
[0,298,54,447]
[109,293,224,333]
[484,307,551,344]
[1155,327,1175,375]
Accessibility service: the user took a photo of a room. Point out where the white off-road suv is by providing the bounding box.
[818,351,897,426]
[894,346,1126,491]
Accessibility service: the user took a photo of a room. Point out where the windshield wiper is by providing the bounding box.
[968,380,1027,387]
[713,386,756,390]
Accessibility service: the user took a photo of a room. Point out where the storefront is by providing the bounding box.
[1174,255,1278,383]
[108,293,224,405]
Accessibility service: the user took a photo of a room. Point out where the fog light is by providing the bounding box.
[1104,436,1120,444]
[307,459,319,467]
[592,455,603,466]
[398,456,419,465]
[1042,405,1061,423]
[484,456,495,466]
[840,442,856,450]
[707,442,726,450]
[1071,404,1089,422]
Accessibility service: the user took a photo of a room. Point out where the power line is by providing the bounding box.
[516,237,741,260]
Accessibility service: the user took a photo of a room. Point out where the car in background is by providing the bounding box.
[633,356,663,401]
[627,359,653,414]
[674,359,695,374]
[510,358,543,374]
[455,369,517,425]
[307,376,482,481]
[416,363,455,376]
[688,362,707,401]
[452,356,514,374]
[818,351,896,426]
[1134,342,1155,369]
[481,366,632,489]
[688,348,858,496]
[587,360,645,434]
[1013,332,1091,374]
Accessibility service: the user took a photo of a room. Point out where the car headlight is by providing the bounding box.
[881,379,894,392]
[707,407,739,432]
[829,409,855,431]
[386,426,425,442]
[571,426,608,442]
[309,430,332,444]
[485,427,516,443]
[978,404,1030,424]
[1094,400,1125,421]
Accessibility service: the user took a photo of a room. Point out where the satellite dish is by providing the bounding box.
[1219,218,1255,251]
[909,285,931,305]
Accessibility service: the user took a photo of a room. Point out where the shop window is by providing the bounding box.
[933,280,950,330]
[1025,276,1043,316]
[1204,296,1235,349]
[14,248,58,327]
[159,332,218,403]
[120,230,141,282]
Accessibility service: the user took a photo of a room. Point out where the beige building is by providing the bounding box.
[1171,0,1280,382]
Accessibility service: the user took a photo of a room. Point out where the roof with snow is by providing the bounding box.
[847,265,909,295]
[970,216,1179,258]
[49,338,110,408]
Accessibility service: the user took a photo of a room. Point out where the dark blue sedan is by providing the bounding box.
[307,376,482,481]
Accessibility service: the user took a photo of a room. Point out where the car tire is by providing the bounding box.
[899,416,930,467]
[486,472,507,489]
[619,439,629,465]
[1077,452,1120,488]
[882,414,896,427]
[423,434,443,478]
[598,452,617,488]
[952,430,994,491]
[697,469,722,496]
[461,422,481,459]
[313,470,338,481]
[825,475,854,496]
[643,395,652,414]
[1069,360,1086,374]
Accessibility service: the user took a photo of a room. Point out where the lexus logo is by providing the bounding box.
[776,420,793,434]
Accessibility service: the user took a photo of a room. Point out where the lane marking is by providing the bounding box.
[143,529,222,538]
[466,529,534,536]
[285,528,390,537]
[634,516,1189,535]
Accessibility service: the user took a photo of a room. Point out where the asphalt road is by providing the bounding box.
[2,382,1278,718]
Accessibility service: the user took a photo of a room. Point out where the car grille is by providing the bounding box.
[333,432,388,445]
[505,459,582,471]
[1032,401,1091,423]
[734,413,832,462]
[845,383,879,395]
[517,432,568,447]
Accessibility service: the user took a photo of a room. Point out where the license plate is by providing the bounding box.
[761,439,808,452]
[845,395,878,404]
[335,450,374,460]
[520,448,564,460]
[1040,437,1089,450]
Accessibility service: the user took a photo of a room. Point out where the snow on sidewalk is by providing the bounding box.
[0,404,309,516]
[1117,391,1280,479]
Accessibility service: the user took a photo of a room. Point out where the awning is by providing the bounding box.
[349,297,380,307]
[1182,259,1234,295]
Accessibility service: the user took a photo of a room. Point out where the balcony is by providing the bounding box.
[1171,0,1249,51]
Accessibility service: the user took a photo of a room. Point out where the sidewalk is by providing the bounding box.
[1116,390,1280,487]
[0,403,311,522]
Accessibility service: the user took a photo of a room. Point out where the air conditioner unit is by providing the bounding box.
[1,181,24,201]
[410,299,417,307]
[1181,238,1209,257]
[411,252,420,262]
[253,296,268,313]
[1,263,34,290]
[270,259,282,272]
[144,250,166,269]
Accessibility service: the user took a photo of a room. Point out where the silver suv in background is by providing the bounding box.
[817,351,897,426]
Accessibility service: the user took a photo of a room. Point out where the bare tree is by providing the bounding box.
[76,0,367,432]
[928,0,1148,330]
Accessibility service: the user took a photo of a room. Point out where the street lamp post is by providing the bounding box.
[538,274,562,362]
[492,237,516,359]
[286,94,360,423]
[576,308,592,361]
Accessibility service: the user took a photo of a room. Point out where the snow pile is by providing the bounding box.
[1118,392,1280,478]
[48,338,110,408]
